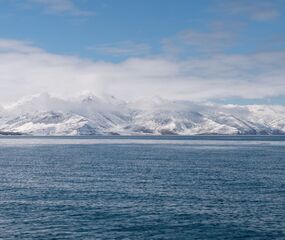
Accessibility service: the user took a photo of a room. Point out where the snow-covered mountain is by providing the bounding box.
[0,93,285,136]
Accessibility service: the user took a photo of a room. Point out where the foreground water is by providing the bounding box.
[0,136,284,239]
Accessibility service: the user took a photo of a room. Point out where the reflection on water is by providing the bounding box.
[1,135,285,146]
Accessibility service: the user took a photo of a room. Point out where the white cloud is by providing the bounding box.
[0,39,285,105]
[162,28,236,56]
[217,0,282,21]
[32,0,93,16]
[0,39,43,53]
[88,41,151,57]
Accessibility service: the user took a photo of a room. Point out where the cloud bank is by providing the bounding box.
[0,39,285,105]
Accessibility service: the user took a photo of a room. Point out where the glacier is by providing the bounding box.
[0,93,285,136]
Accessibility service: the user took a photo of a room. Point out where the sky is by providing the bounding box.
[0,0,285,105]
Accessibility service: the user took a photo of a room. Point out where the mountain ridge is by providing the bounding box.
[1,93,285,136]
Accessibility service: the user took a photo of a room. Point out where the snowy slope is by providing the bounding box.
[0,93,285,135]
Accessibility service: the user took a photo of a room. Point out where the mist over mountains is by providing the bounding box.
[0,93,285,136]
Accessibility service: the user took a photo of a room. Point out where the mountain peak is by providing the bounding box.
[0,93,285,136]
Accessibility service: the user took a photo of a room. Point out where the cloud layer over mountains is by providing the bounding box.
[0,39,285,105]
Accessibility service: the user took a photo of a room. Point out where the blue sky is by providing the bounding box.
[0,0,217,59]
[0,0,285,104]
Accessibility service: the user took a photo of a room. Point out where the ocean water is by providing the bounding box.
[0,136,284,239]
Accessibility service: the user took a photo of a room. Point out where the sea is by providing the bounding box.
[0,136,284,239]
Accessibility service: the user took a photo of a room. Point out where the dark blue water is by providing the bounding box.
[0,136,284,239]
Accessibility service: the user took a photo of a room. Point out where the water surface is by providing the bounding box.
[0,136,284,239]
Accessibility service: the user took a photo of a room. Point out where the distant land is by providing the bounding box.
[0,93,285,136]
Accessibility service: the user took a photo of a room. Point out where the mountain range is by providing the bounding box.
[0,93,285,136]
